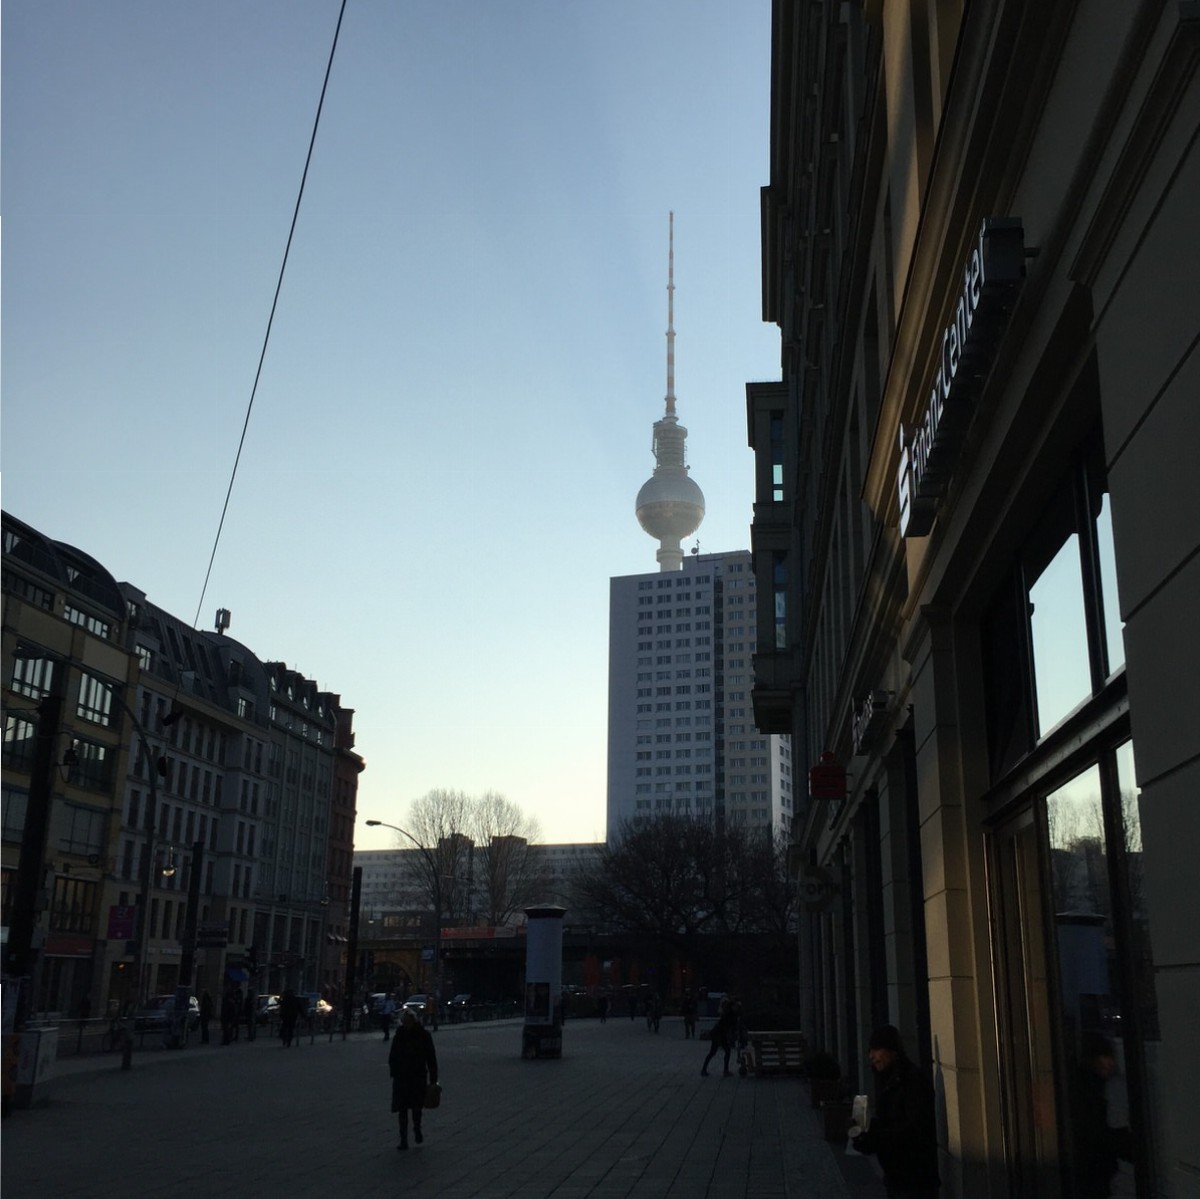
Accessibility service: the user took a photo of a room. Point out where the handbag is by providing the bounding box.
[423,1081,442,1109]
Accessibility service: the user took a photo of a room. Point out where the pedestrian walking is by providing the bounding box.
[381,994,397,1041]
[849,1024,940,1199]
[598,993,609,1023]
[220,991,238,1045]
[244,990,256,1042]
[701,996,737,1077]
[199,991,213,1044]
[388,1009,438,1151]
[645,992,661,1033]
[681,990,698,1039]
[279,989,301,1048]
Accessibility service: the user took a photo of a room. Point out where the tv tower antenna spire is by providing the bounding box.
[635,212,705,571]
[666,210,676,416]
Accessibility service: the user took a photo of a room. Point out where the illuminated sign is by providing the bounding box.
[851,690,893,756]
[898,217,1025,537]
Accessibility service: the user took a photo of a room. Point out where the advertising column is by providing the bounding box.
[521,906,565,1059]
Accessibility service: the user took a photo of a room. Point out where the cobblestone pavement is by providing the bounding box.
[2,1017,883,1199]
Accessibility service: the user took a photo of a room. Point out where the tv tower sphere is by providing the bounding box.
[636,417,705,569]
[636,212,705,571]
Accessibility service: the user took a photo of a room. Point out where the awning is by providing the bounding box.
[226,968,248,982]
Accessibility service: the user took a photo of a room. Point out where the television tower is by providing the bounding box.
[635,213,705,570]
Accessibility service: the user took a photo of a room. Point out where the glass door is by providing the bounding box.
[990,806,1061,1198]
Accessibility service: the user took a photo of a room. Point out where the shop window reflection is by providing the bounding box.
[1097,496,1125,677]
[1029,532,1091,736]
[1045,750,1158,1197]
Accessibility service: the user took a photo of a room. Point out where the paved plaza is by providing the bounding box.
[2,1016,882,1198]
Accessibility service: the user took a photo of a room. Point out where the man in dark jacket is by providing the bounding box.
[851,1024,939,1199]
[388,1009,438,1150]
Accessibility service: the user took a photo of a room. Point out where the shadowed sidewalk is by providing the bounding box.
[3,1016,882,1198]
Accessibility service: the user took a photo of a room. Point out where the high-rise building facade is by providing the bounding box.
[607,550,793,837]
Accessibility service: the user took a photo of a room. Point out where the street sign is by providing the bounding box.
[798,864,839,910]
[196,921,229,948]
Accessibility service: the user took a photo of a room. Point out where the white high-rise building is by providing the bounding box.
[607,551,793,837]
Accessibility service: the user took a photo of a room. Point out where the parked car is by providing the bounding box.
[301,995,334,1022]
[448,994,474,1021]
[402,994,432,1019]
[256,994,280,1025]
[135,994,199,1033]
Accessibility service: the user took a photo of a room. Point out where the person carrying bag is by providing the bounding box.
[388,1009,438,1150]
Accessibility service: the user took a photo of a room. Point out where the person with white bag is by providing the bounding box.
[848,1024,939,1198]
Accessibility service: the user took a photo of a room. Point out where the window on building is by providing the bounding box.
[10,643,58,699]
[57,802,106,856]
[77,672,118,726]
[71,739,114,793]
[2,786,29,842]
[983,436,1125,777]
[63,605,111,639]
[49,875,97,933]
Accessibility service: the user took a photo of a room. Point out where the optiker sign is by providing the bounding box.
[898,218,1025,538]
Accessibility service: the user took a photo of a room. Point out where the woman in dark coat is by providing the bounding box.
[388,1009,438,1150]
[701,997,738,1076]
[279,989,301,1048]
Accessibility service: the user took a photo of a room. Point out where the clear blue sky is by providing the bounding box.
[1,0,779,848]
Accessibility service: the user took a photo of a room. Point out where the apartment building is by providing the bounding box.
[2,511,362,1017]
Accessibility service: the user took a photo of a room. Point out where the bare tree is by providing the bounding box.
[402,789,475,924]
[393,789,544,928]
[469,790,546,926]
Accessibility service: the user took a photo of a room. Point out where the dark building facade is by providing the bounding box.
[749,2,1198,1195]
[2,512,363,1021]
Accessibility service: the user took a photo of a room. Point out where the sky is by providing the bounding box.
[1,0,780,849]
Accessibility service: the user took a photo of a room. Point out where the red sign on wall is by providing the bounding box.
[809,752,847,801]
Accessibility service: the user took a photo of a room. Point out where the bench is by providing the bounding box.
[748,1030,807,1075]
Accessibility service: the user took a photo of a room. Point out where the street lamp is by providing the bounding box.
[365,819,444,1030]
[124,703,180,1066]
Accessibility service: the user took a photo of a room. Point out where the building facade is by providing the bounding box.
[749,2,1199,1196]
[607,551,794,837]
[2,512,363,1020]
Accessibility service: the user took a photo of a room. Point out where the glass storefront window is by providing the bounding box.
[1046,766,1137,1196]
[1029,532,1092,735]
[1041,742,1161,1197]
[1097,495,1125,676]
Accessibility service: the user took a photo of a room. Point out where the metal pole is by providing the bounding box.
[432,873,442,1031]
[343,866,362,1041]
[364,820,444,1029]
[5,693,63,1032]
[125,736,159,1068]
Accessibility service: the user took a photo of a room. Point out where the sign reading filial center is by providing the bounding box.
[897,217,1025,538]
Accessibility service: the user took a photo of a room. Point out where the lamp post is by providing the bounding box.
[124,703,180,1066]
[365,819,443,1031]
